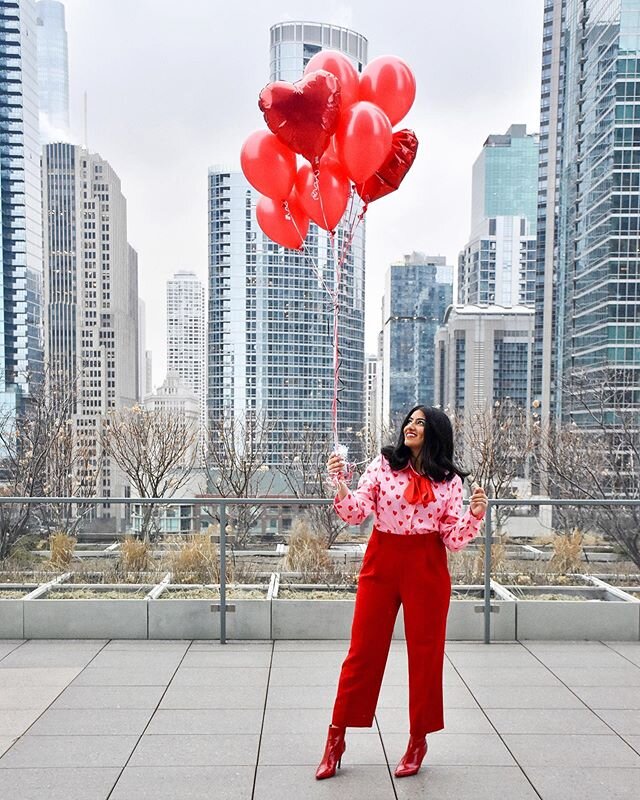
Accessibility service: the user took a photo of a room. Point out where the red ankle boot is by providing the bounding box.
[315,725,346,780]
[394,734,427,777]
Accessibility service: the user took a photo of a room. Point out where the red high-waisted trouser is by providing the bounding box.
[331,528,451,736]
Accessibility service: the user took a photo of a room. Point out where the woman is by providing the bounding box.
[316,405,488,781]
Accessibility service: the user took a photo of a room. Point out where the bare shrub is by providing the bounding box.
[284,518,332,575]
[472,535,507,581]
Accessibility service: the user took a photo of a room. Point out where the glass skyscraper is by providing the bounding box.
[460,125,539,309]
[470,124,539,233]
[0,0,43,419]
[538,0,640,424]
[208,22,367,464]
[380,253,453,429]
[35,0,70,140]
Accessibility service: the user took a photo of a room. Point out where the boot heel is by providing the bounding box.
[338,756,342,769]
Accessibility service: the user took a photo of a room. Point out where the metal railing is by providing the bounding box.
[2,495,640,645]
[482,498,640,643]
[0,495,331,644]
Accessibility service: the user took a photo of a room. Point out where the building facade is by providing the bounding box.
[434,305,535,416]
[42,143,138,514]
[35,0,70,141]
[208,22,368,465]
[364,354,378,448]
[380,253,453,429]
[166,270,206,437]
[537,0,640,424]
[459,125,539,308]
[0,0,43,420]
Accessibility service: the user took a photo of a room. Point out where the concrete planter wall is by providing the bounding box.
[271,583,356,640]
[503,585,640,640]
[0,586,37,638]
[23,584,151,639]
[271,581,517,641]
[2,572,639,641]
[447,584,516,641]
[148,583,272,640]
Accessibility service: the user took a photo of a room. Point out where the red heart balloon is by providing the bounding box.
[356,129,419,204]
[258,70,342,165]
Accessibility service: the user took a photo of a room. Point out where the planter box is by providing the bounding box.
[271,581,517,642]
[446,584,516,641]
[0,585,36,638]
[503,585,640,641]
[24,584,151,639]
[272,583,357,640]
[148,583,271,640]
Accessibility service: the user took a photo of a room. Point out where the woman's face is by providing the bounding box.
[403,409,426,452]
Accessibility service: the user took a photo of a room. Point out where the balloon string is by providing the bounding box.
[313,168,332,237]
[283,193,368,452]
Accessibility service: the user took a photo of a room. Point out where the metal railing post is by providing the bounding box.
[484,500,493,645]
[219,501,227,645]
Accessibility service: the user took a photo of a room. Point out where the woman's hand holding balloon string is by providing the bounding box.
[327,453,349,500]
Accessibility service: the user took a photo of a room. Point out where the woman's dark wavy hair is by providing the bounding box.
[381,405,469,483]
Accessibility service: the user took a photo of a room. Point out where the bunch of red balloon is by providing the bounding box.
[240,52,419,250]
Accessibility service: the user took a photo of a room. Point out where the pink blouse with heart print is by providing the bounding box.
[334,455,484,552]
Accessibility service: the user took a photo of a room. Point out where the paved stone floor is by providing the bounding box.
[0,638,639,799]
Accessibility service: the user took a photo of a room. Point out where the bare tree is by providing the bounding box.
[0,370,96,558]
[102,405,198,541]
[280,425,350,547]
[204,412,275,547]
[536,369,640,567]
[451,400,537,534]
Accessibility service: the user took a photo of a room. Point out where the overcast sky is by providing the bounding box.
[60,0,543,386]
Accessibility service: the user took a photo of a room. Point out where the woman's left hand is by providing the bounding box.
[470,486,488,519]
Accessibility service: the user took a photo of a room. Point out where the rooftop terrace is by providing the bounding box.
[0,638,639,799]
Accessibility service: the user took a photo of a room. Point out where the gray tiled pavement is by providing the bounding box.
[0,639,639,799]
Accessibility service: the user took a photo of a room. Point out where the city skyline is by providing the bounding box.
[57,0,543,382]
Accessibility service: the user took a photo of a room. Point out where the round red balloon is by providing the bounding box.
[256,193,309,250]
[240,130,297,200]
[304,50,359,109]
[335,101,392,183]
[295,158,350,231]
[359,55,416,126]
[258,70,341,165]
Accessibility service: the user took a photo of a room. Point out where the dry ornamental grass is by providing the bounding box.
[120,536,150,573]
[169,534,225,585]
[49,532,76,567]
[283,518,335,581]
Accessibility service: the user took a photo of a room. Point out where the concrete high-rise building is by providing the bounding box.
[434,305,535,416]
[0,0,43,419]
[144,350,153,397]
[208,22,367,464]
[35,0,70,141]
[137,299,146,402]
[458,217,537,307]
[166,270,205,436]
[42,143,138,515]
[536,0,640,425]
[380,253,453,429]
[143,374,200,468]
[364,354,378,448]
[459,125,539,308]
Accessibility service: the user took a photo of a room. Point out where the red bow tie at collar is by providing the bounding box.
[403,471,436,506]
